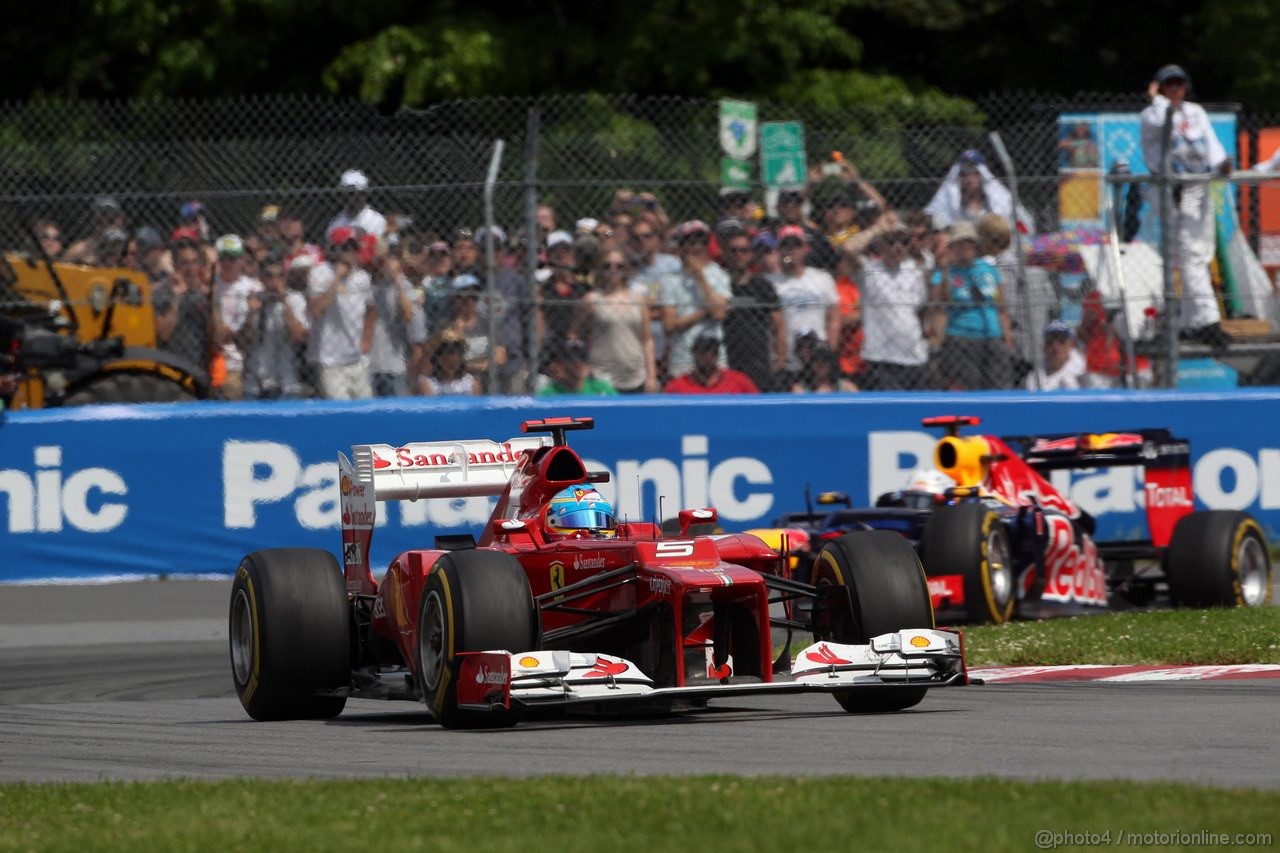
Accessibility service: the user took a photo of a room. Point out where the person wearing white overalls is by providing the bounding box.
[1140,64,1233,344]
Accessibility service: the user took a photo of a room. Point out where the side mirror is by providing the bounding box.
[492,519,527,535]
[678,508,718,538]
[586,470,610,484]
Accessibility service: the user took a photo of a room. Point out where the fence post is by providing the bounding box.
[483,139,505,396]
[524,107,541,395]
[1158,106,1178,388]
[988,131,1037,388]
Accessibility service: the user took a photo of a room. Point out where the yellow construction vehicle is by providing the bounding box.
[1,251,207,409]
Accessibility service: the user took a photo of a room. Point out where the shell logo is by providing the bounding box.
[909,635,931,648]
[518,656,540,668]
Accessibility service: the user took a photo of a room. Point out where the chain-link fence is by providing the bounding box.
[4,92,1280,403]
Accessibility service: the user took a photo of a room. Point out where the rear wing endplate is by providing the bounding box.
[339,436,551,502]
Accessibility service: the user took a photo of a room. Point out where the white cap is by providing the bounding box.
[340,169,369,190]
[575,217,600,234]
[476,225,507,246]
[547,230,573,249]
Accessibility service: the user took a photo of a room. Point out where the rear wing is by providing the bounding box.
[337,436,550,594]
[1000,429,1189,471]
[1000,429,1193,549]
[339,436,551,502]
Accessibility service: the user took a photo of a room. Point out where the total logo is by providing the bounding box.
[1,447,128,533]
[869,431,1280,517]
[223,435,773,530]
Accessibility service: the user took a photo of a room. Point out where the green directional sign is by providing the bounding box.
[719,99,758,159]
[720,157,753,190]
[760,121,806,188]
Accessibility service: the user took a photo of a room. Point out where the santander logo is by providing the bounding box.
[372,444,525,471]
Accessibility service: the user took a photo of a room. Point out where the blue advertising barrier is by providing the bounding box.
[5,390,1280,582]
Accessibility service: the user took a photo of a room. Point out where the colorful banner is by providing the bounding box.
[1057,110,1238,234]
[5,392,1280,582]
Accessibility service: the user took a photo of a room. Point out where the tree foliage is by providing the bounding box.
[3,0,1277,112]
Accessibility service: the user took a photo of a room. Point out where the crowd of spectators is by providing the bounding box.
[25,154,1123,400]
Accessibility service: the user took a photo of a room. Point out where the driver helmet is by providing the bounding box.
[545,486,617,540]
[904,468,956,495]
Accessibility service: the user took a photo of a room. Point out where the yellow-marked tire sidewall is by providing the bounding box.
[1231,519,1271,607]
[233,563,262,706]
[979,511,1014,624]
[420,566,457,719]
[818,549,845,587]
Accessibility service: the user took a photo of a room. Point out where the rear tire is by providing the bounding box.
[811,530,934,712]
[229,548,350,721]
[416,550,538,729]
[1166,511,1272,608]
[64,372,196,405]
[921,503,1016,624]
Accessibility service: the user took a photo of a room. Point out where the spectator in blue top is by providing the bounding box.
[928,220,1013,389]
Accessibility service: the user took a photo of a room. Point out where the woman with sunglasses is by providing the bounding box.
[580,249,657,393]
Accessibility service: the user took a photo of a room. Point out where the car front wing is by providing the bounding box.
[452,628,967,713]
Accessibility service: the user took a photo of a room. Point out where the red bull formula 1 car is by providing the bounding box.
[752,416,1272,625]
[228,417,966,728]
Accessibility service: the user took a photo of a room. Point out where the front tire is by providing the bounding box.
[811,530,934,712]
[416,550,538,729]
[921,503,1016,624]
[1166,511,1272,608]
[229,548,350,721]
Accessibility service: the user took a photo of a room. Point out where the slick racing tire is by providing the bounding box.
[811,530,934,713]
[416,550,538,729]
[64,372,196,405]
[1165,511,1272,608]
[229,548,350,721]
[922,503,1016,625]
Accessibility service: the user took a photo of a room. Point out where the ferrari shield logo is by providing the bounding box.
[549,562,566,591]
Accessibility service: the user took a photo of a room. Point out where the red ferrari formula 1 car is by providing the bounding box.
[229,417,965,728]
[752,416,1273,625]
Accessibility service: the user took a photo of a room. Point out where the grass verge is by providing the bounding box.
[961,607,1280,667]
[1,776,1276,852]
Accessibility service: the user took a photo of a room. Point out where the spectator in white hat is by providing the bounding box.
[769,224,839,371]
[307,226,376,400]
[1027,320,1086,391]
[545,230,575,270]
[1140,64,1231,345]
[327,169,386,242]
[212,234,262,401]
[928,220,1013,390]
[243,254,310,400]
[660,220,730,377]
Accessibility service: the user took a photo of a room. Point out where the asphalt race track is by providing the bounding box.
[1,580,1278,787]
